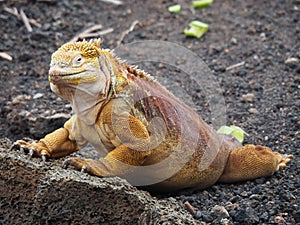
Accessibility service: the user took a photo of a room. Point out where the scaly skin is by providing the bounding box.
[11,39,293,192]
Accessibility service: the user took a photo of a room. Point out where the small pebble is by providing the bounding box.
[293,210,300,223]
[233,209,247,222]
[249,194,260,200]
[285,57,299,65]
[193,211,202,219]
[225,202,239,211]
[183,196,196,202]
[230,37,238,45]
[211,205,229,218]
[220,218,230,225]
[202,214,213,222]
[168,197,177,203]
[12,94,31,104]
[253,55,259,60]
[260,212,269,222]
[250,186,262,194]
[240,191,248,197]
[228,196,240,203]
[33,93,44,99]
[241,93,255,102]
[246,207,259,223]
[247,27,256,34]
[248,108,259,114]
[260,32,267,41]
[264,136,269,141]
[274,215,286,223]
[0,52,13,61]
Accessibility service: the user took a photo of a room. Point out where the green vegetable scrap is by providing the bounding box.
[217,125,249,143]
[168,4,181,13]
[184,20,208,38]
[192,0,213,9]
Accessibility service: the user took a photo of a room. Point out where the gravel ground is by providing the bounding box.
[0,0,299,224]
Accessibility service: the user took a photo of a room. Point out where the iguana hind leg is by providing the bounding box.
[218,144,293,183]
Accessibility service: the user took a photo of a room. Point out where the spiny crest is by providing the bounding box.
[57,39,103,58]
[127,65,154,81]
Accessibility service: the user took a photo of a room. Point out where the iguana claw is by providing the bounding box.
[9,140,49,162]
[10,141,21,151]
[81,165,88,173]
[29,148,36,158]
[64,157,91,174]
[275,154,293,170]
[41,154,47,162]
[10,141,28,154]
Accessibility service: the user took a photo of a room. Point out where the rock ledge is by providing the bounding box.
[0,139,199,225]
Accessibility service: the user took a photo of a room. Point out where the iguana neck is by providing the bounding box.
[67,53,153,124]
[68,53,120,125]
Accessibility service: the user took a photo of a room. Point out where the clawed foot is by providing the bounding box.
[64,157,91,173]
[274,152,294,171]
[64,157,107,177]
[10,140,50,162]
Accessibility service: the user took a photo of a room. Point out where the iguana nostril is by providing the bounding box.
[49,66,60,77]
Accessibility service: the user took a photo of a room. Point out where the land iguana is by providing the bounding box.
[11,39,293,192]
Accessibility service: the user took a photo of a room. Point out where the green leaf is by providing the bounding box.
[217,125,249,143]
[184,20,209,38]
[231,130,244,143]
[168,4,181,13]
[229,125,249,136]
[192,0,213,9]
[216,126,234,135]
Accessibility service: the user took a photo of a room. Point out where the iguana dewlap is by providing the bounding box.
[12,39,292,192]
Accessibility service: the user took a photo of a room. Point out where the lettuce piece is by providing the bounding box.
[184,20,208,38]
[168,4,181,13]
[192,0,213,9]
[217,125,249,143]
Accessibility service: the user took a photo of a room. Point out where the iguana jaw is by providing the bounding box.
[48,64,97,85]
[49,66,86,77]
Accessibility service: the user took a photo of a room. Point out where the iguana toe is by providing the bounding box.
[64,157,89,172]
[275,153,293,170]
[10,140,50,161]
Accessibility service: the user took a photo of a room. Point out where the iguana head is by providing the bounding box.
[49,39,106,85]
[48,39,115,97]
[49,39,115,121]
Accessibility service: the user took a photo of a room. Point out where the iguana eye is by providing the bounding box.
[72,54,84,66]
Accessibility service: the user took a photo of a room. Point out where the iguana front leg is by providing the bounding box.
[64,100,153,177]
[11,118,79,160]
[64,144,151,176]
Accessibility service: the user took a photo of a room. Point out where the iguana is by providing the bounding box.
[11,39,292,192]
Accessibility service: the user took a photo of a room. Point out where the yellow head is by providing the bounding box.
[49,39,104,85]
[48,39,116,107]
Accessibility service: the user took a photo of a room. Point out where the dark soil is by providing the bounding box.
[0,0,299,224]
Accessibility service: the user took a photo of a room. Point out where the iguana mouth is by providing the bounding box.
[49,68,96,85]
[62,71,85,76]
[49,69,86,77]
